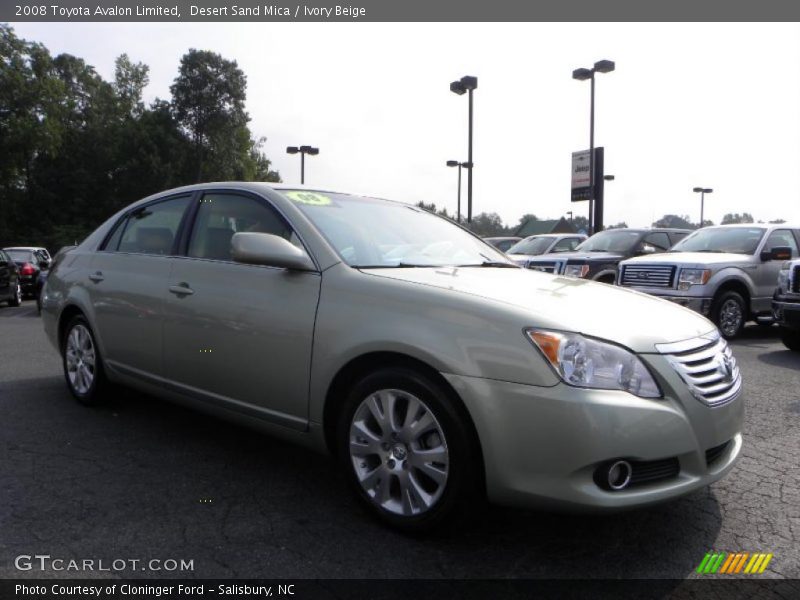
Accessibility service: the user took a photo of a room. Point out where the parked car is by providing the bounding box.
[3,247,49,298]
[483,236,521,253]
[773,258,800,351]
[506,233,587,267]
[5,245,51,262]
[42,183,743,531]
[0,249,22,307]
[522,228,690,283]
[618,224,800,339]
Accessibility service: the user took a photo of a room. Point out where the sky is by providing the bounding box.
[10,22,800,229]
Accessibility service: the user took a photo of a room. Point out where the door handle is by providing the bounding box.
[169,283,194,296]
[89,272,104,283]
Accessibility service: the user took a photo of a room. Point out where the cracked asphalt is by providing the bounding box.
[1,301,798,580]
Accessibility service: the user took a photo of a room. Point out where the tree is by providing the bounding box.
[170,49,251,182]
[605,222,628,229]
[652,214,695,229]
[769,218,786,224]
[114,54,149,118]
[465,212,508,237]
[721,213,754,225]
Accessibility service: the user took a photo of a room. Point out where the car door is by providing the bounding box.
[88,194,192,378]
[0,251,11,299]
[753,229,800,311]
[162,190,321,430]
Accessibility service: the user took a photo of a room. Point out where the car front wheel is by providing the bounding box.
[781,328,800,352]
[337,367,481,532]
[8,283,22,307]
[62,316,108,405]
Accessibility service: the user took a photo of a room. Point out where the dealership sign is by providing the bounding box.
[571,150,593,202]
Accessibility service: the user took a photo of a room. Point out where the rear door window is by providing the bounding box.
[111,196,191,255]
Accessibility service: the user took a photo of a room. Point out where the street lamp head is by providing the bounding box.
[594,60,616,73]
[459,76,478,90]
[307,147,320,156]
[693,187,703,193]
[450,80,466,95]
[572,68,593,81]
[446,160,459,167]
[286,146,299,154]
[704,188,713,194]
[462,161,473,169]
[604,175,615,181]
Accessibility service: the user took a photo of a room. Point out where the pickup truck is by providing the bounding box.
[773,258,800,351]
[521,228,690,283]
[618,224,800,338]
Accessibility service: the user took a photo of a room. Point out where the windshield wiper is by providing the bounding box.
[356,263,433,269]
[457,261,520,268]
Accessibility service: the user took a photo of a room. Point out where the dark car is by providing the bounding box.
[3,248,49,298]
[483,236,522,253]
[522,228,691,284]
[0,249,22,307]
[773,258,800,351]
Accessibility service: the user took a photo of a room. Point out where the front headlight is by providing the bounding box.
[564,264,590,278]
[526,329,662,398]
[678,268,711,290]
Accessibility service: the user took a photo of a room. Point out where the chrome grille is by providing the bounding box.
[620,264,676,288]
[656,332,741,407]
[793,265,800,293]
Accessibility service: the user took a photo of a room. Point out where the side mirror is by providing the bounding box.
[639,243,657,255]
[231,232,316,271]
[761,246,792,262]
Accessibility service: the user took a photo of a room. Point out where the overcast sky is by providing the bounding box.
[11,22,800,229]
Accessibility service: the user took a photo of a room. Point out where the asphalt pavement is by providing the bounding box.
[1,300,798,580]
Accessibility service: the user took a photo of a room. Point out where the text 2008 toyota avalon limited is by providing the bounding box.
[41,183,743,531]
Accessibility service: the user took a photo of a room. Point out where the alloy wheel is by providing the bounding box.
[719,299,743,337]
[349,389,449,517]
[65,324,96,395]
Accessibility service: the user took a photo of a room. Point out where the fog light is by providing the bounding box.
[595,459,632,491]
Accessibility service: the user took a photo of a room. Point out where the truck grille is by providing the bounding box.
[656,332,741,408]
[793,265,800,293]
[526,261,561,274]
[620,265,676,288]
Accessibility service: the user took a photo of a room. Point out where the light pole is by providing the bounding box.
[566,211,574,223]
[693,187,713,227]
[286,145,319,184]
[450,75,478,223]
[572,60,615,234]
[446,160,471,223]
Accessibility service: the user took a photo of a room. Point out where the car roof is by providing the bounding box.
[524,233,583,239]
[700,223,800,229]
[3,246,46,251]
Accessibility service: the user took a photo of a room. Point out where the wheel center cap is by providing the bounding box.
[391,443,408,461]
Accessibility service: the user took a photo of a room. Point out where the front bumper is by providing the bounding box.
[773,297,800,329]
[443,353,743,511]
[622,290,713,316]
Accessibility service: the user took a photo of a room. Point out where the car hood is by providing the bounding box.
[527,251,626,262]
[363,267,715,352]
[623,252,751,266]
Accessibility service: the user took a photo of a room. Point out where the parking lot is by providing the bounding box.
[1,300,798,580]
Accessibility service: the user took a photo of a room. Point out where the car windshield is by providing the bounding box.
[575,230,642,253]
[507,237,553,255]
[5,249,36,263]
[281,191,513,268]
[670,227,766,255]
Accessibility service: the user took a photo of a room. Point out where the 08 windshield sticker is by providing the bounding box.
[285,191,334,206]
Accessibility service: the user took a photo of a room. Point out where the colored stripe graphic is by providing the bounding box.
[711,552,726,573]
[759,554,773,573]
[698,551,773,575]
[719,553,736,574]
[696,553,712,574]
[734,552,749,573]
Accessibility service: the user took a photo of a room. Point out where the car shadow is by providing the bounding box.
[3,377,722,581]
[757,348,800,370]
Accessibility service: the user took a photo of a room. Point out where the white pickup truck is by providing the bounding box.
[773,258,800,351]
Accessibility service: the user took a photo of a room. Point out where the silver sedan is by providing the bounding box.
[42,183,743,531]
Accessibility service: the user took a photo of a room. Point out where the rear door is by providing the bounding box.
[753,229,800,311]
[88,194,192,378]
[162,190,321,429]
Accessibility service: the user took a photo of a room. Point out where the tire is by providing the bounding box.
[781,329,800,352]
[8,283,22,307]
[712,291,746,339]
[337,367,482,533]
[61,315,108,405]
[595,274,616,285]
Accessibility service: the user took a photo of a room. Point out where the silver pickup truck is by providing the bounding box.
[773,258,800,351]
[617,224,800,338]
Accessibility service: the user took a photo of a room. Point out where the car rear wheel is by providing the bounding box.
[781,329,800,352]
[62,316,108,405]
[337,367,481,532]
[713,291,746,339]
[8,283,22,307]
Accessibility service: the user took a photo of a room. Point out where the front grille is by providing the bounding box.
[527,261,560,274]
[706,441,731,466]
[629,457,680,486]
[656,332,742,407]
[793,265,800,293]
[620,264,676,288]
